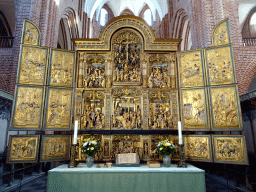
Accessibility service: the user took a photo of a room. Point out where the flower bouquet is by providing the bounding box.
[156,139,176,167]
[80,138,100,167]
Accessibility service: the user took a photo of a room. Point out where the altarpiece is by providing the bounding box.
[8,17,248,164]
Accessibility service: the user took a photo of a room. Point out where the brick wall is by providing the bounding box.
[0,48,14,92]
[234,46,256,95]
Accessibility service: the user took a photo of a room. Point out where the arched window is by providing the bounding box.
[144,9,152,26]
[251,12,256,25]
[100,8,108,26]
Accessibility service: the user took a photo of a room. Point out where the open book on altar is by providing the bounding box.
[116,153,140,167]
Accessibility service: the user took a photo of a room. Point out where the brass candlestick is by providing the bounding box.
[68,144,78,168]
[177,144,187,168]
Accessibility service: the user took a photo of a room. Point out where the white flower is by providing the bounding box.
[87,148,89,150]
[91,141,96,145]
[157,144,160,147]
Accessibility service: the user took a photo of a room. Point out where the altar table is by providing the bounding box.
[47,163,205,192]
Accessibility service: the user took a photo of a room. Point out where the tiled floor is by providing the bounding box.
[1,173,251,192]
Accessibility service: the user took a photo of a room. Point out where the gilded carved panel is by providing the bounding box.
[80,91,105,130]
[212,135,248,164]
[11,85,44,130]
[44,87,73,130]
[112,29,142,85]
[148,54,171,88]
[205,45,236,85]
[178,50,205,88]
[21,20,41,46]
[48,49,76,87]
[209,86,242,130]
[7,135,40,163]
[83,54,106,88]
[148,91,172,130]
[180,88,209,130]
[17,45,48,85]
[212,19,231,46]
[40,135,70,162]
[183,135,212,162]
[112,88,142,130]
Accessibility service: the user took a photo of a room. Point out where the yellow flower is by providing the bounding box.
[88,138,91,141]
[158,142,161,145]
[170,141,173,144]
[164,140,167,143]
[90,147,94,150]
[164,143,168,147]
[93,139,97,142]
[160,148,163,151]
[83,139,87,142]
[94,143,97,145]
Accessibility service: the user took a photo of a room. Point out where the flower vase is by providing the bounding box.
[86,156,94,167]
[163,155,171,167]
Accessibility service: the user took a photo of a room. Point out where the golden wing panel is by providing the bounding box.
[10,85,44,130]
[21,20,41,46]
[48,49,76,87]
[183,135,212,162]
[40,135,71,162]
[205,45,236,85]
[211,19,231,46]
[7,135,40,163]
[209,86,242,130]
[44,87,73,130]
[17,45,48,85]
[212,135,248,164]
[180,88,209,130]
[178,50,205,88]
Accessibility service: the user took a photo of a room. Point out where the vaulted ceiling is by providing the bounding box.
[84,0,168,21]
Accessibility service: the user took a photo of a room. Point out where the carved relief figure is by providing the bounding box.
[210,87,239,129]
[112,95,141,130]
[84,54,106,88]
[184,136,211,160]
[206,46,234,85]
[148,54,170,88]
[14,86,43,129]
[179,51,204,87]
[214,136,246,163]
[50,50,74,87]
[19,47,47,85]
[181,89,208,129]
[112,29,142,83]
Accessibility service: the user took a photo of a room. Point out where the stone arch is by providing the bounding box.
[171,9,190,50]
[120,8,134,16]
[0,11,13,36]
[58,7,79,50]
[139,4,150,18]
[57,18,68,49]
[102,4,115,24]
[89,0,163,21]
[242,6,256,38]
[240,58,256,94]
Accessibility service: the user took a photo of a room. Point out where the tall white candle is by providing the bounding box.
[178,121,182,144]
[73,120,78,144]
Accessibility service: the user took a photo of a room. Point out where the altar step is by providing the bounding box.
[0,172,45,192]
[205,173,252,192]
